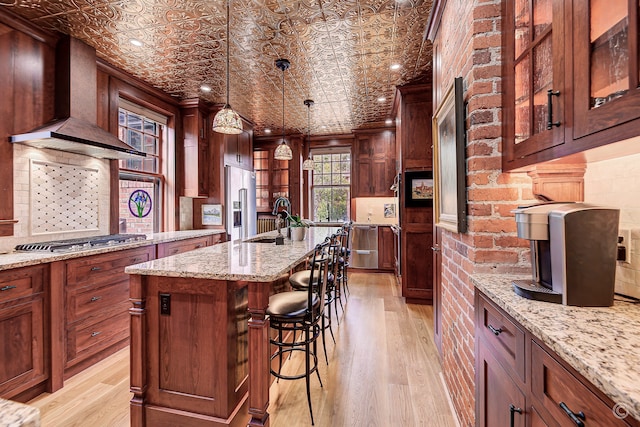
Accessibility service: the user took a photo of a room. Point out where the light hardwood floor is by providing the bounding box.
[29,272,459,427]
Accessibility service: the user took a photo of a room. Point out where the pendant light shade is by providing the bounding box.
[274,59,292,161]
[302,99,315,171]
[212,0,243,135]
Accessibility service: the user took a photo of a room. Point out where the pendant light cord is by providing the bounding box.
[282,64,285,143]
[226,0,230,106]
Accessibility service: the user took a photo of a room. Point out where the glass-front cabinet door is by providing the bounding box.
[573,0,640,139]
[503,0,566,167]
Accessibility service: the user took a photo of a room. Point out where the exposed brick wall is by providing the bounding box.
[433,1,536,425]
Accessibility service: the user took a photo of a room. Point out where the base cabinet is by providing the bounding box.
[476,290,638,427]
[0,266,47,399]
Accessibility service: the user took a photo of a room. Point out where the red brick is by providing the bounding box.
[473,64,502,80]
[497,172,531,185]
[468,124,501,140]
[470,109,494,125]
[467,141,495,157]
[468,156,502,171]
[473,33,502,50]
[467,94,502,111]
[495,235,529,248]
[473,50,492,65]
[473,19,495,35]
[473,3,501,19]
[470,249,520,263]
[469,218,518,233]
[470,80,494,95]
[467,203,492,216]
[467,172,491,186]
[468,187,519,201]
[494,203,520,217]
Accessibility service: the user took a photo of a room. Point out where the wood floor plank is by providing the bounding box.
[28,272,458,427]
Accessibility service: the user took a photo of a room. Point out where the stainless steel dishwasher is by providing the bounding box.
[351,225,378,269]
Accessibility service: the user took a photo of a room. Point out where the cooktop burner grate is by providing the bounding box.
[16,234,147,252]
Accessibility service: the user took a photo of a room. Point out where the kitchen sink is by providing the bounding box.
[249,237,277,243]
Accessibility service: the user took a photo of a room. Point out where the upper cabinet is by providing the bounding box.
[182,101,210,198]
[572,1,640,141]
[503,0,566,166]
[223,124,253,171]
[503,0,640,170]
[352,129,396,197]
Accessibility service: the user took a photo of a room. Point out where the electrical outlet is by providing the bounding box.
[160,293,171,315]
[619,229,631,263]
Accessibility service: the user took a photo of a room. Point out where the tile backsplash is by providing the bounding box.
[354,197,398,224]
[0,145,110,253]
[584,152,640,298]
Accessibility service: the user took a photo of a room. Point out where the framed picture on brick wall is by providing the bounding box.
[433,77,467,233]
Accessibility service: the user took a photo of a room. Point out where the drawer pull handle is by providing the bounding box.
[559,402,585,426]
[431,246,440,252]
[91,266,101,271]
[195,244,203,248]
[90,296,102,302]
[487,324,503,336]
[1,285,17,291]
[91,331,102,337]
[509,404,522,427]
[132,257,142,263]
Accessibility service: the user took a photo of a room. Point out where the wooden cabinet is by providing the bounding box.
[476,290,638,427]
[63,245,155,376]
[182,101,210,198]
[253,148,290,213]
[401,225,433,303]
[503,1,640,170]
[352,130,396,197]
[0,266,47,399]
[157,235,213,258]
[377,226,395,271]
[224,128,253,171]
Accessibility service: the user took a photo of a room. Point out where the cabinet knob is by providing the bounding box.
[90,296,102,302]
[91,266,101,271]
[1,285,17,292]
[559,402,585,426]
[91,331,102,337]
[487,324,503,336]
[195,244,203,248]
[431,246,440,252]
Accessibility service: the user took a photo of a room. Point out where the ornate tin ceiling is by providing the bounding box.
[4,0,433,136]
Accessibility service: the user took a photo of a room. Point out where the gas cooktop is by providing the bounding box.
[15,234,147,253]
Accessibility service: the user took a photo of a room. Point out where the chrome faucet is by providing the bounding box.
[272,196,291,237]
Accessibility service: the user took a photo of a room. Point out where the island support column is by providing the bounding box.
[247,281,271,427]
[129,274,146,426]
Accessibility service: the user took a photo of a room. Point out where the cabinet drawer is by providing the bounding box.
[476,293,526,382]
[67,279,129,324]
[66,246,154,288]
[0,266,45,304]
[531,342,630,427]
[157,236,210,258]
[66,310,129,366]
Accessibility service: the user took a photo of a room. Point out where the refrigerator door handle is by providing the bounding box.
[239,188,248,239]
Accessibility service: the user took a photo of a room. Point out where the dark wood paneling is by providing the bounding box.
[433,226,442,355]
[377,226,395,270]
[401,226,433,303]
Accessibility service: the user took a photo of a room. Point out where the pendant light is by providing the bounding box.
[212,0,243,135]
[302,99,315,171]
[274,58,293,161]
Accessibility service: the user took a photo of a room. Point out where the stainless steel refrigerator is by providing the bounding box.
[225,166,257,241]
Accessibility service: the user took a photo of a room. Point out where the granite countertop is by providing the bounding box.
[472,273,640,421]
[0,229,226,271]
[0,398,39,427]
[125,227,340,282]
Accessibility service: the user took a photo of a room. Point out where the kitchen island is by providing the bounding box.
[124,227,339,427]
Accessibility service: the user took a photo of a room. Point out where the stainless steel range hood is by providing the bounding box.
[10,36,145,160]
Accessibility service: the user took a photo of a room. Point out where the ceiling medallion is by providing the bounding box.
[212,0,243,135]
[274,58,293,161]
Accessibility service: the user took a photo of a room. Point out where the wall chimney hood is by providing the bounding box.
[10,36,145,160]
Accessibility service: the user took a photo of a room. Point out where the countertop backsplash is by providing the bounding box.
[353,197,398,225]
[2,145,111,254]
[584,152,640,299]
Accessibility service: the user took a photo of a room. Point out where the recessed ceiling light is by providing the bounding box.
[390,63,401,70]
[321,125,327,129]
[385,118,393,125]
[377,97,386,102]
[200,85,212,92]
[264,129,271,134]
[130,39,143,47]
